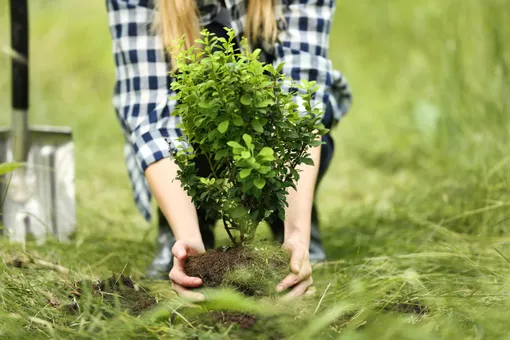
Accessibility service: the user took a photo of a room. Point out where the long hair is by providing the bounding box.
[154,0,279,66]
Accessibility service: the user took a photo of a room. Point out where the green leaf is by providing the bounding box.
[254,178,266,189]
[290,167,300,179]
[252,120,263,133]
[258,147,274,157]
[241,93,252,105]
[257,165,271,174]
[208,130,217,141]
[242,181,254,192]
[231,207,246,219]
[257,99,273,108]
[264,64,276,74]
[214,149,228,160]
[240,168,252,178]
[287,130,299,139]
[310,139,323,147]
[251,209,260,222]
[195,117,205,127]
[0,162,22,176]
[318,128,330,135]
[242,134,252,147]
[300,157,315,166]
[233,116,244,126]
[278,207,286,221]
[241,151,251,159]
[227,141,244,149]
[218,120,229,133]
[276,62,285,74]
[199,101,212,109]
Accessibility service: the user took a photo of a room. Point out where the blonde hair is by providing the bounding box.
[154,0,279,66]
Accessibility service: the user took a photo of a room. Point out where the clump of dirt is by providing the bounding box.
[172,307,285,339]
[210,311,258,329]
[184,243,289,297]
[382,299,429,315]
[68,274,157,315]
[47,298,60,308]
[185,246,250,288]
[8,257,25,268]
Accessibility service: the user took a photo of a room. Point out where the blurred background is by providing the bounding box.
[1,0,508,242]
[0,1,510,338]
[1,0,510,272]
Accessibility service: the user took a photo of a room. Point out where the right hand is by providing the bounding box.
[169,240,206,302]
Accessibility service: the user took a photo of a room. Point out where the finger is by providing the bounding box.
[304,286,317,298]
[169,259,203,287]
[172,282,206,303]
[172,240,190,260]
[276,262,312,293]
[289,248,307,274]
[276,273,298,293]
[281,277,313,301]
[298,263,312,281]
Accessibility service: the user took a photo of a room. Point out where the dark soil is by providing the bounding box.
[8,258,24,268]
[382,299,429,315]
[184,244,288,297]
[68,274,157,315]
[172,306,285,339]
[185,246,252,290]
[181,245,288,337]
[210,311,258,329]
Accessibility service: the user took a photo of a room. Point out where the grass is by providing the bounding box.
[1,0,510,339]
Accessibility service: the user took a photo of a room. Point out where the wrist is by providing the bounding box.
[283,222,310,246]
[174,229,204,247]
[175,237,205,254]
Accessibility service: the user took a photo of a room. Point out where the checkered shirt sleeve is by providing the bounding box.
[275,0,351,120]
[106,0,185,220]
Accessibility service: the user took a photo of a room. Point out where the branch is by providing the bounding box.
[222,216,237,246]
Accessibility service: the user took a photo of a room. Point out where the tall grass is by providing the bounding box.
[1,0,510,339]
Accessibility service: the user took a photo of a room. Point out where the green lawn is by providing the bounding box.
[1,0,510,339]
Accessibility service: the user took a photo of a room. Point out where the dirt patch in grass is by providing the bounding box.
[184,243,288,297]
[179,244,289,337]
[209,311,258,329]
[68,274,157,315]
[173,307,285,339]
[382,299,429,315]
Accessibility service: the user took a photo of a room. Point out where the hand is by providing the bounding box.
[276,239,314,300]
[169,240,206,302]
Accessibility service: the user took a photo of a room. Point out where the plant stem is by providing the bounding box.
[204,152,219,178]
[222,216,237,246]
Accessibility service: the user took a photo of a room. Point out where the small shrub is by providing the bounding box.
[169,28,328,244]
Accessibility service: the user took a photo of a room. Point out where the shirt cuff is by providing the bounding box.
[132,128,175,172]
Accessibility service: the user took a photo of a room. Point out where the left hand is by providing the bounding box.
[276,239,314,300]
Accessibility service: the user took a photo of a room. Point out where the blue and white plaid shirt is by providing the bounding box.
[106,0,352,222]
